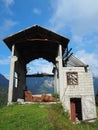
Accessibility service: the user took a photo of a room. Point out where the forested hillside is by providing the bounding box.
[0,74,8,107]
[0,74,9,88]
[26,77,54,94]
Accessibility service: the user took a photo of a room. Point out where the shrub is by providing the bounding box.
[52,93,59,99]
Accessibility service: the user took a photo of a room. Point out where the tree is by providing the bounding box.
[95,89,98,106]
[0,87,8,107]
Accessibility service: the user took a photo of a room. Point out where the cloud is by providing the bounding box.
[0,56,11,65]
[49,0,98,49]
[27,58,53,74]
[1,0,14,15]
[49,0,98,77]
[0,19,17,31]
[4,0,14,6]
[33,8,41,15]
[44,80,54,88]
[0,19,17,38]
[50,0,98,36]
[75,50,98,77]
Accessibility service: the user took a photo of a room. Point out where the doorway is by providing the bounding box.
[70,98,82,122]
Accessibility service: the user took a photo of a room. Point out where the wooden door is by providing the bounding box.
[70,101,76,122]
[70,98,82,122]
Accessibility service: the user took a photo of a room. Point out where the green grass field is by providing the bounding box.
[0,103,98,130]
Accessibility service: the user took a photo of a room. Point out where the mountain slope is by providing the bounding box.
[94,77,98,94]
[0,74,8,106]
[0,73,98,95]
[26,77,54,94]
[0,74,9,88]
[26,76,98,94]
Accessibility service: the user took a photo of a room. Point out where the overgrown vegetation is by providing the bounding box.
[52,93,59,99]
[0,103,98,130]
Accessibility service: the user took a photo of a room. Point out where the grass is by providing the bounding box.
[0,103,98,130]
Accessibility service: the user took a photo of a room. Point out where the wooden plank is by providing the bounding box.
[70,101,76,122]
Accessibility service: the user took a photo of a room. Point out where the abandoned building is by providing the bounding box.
[3,25,96,122]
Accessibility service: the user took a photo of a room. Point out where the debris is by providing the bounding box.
[24,91,56,102]
[24,91,32,102]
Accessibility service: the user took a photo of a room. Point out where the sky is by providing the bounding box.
[0,0,98,79]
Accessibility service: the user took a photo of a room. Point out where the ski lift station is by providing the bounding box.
[3,25,96,122]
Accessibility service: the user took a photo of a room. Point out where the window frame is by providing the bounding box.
[66,72,78,85]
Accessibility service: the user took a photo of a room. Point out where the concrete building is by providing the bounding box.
[3,25,96,122]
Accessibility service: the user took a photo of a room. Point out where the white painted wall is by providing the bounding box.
[61,67,97,121]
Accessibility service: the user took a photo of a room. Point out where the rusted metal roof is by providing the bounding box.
[3,25,70,64]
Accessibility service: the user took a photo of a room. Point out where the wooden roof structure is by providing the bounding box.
[3,25,70,64]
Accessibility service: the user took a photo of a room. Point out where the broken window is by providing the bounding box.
[66,72,78,85]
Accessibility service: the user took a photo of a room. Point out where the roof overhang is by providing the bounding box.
[3,25,70,64]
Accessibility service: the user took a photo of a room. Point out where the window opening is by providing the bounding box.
[66,72,78,85]
[14,72,18,88]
